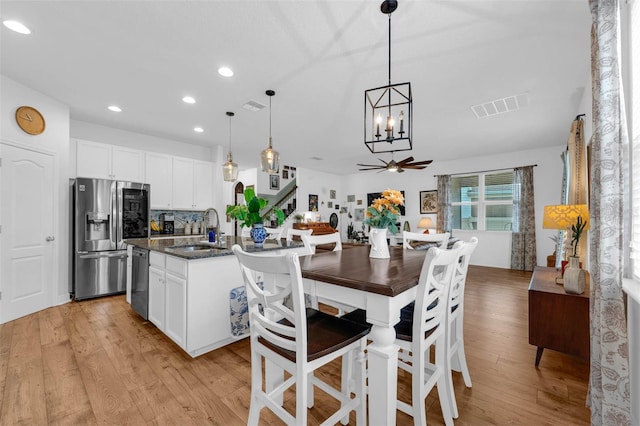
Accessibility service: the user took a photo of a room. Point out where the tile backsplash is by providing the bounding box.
[151,210,204,231]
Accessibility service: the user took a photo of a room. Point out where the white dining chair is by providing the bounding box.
[264,226,284,239]
[445,236,478,417]
[241,226,251,238]
[402,231,450,250]
[286,228,312,242]
[300,232,342,255]
[394,245,461,426]
[232,245,369,426]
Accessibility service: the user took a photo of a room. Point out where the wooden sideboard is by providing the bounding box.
[528,266,590,366]
[293,222,337,236]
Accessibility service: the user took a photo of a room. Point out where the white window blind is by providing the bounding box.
[631,1,640,280]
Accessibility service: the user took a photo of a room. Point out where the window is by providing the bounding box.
[451,171,515,231]
[630,0,640,280]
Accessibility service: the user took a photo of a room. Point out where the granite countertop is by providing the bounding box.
[126,235,305,260]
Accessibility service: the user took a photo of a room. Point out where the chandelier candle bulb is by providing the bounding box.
[399,110,404,134]
[376,114,382,138]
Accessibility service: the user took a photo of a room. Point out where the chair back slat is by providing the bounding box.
[286,228,312,242]
[450,237,478,310]
[264,227,284,239]
[301,232,342,255]
[403,231,450,250]
[413,245,461,342]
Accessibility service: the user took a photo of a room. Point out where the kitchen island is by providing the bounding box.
[126,236,306,357]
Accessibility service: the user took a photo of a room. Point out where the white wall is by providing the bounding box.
[1,74,71,305]
[337,145,566,268]
[296,167,346,231]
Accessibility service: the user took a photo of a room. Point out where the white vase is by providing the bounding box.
[563,256,586,294]
[369,228,390,258]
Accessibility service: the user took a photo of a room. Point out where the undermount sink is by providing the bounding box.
[166,244,225,254]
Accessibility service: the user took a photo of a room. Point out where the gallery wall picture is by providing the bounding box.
[282,169,289,179]
[270,174,280,190]
[354,208,364,221]
[309,194,318,211]
[330,190,336,199]
[420,190,438,214]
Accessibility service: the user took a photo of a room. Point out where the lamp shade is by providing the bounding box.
[542,204,590,230]
[418,217,435,229]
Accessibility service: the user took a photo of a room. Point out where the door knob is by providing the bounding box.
[46,236,55,242]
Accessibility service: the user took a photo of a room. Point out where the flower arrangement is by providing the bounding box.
[226,188,285,228]
[364,189,404,234]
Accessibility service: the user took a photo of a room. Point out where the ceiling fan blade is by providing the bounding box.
[359,167,384,171]
[402,164,428,169]
[357,163,384,168]
[396,156,415,165]
[406,160,433,166]
[378,158,389,166]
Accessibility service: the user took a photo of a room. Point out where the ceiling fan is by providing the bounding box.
[357,155,433,173]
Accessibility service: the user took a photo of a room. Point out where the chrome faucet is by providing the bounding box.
[203,208,220,239]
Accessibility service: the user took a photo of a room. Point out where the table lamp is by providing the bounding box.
[418,217,435,234]
[542,204,590,284]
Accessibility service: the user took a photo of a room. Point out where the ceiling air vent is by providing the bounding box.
[470,93,529,119]
[242,100,266,112]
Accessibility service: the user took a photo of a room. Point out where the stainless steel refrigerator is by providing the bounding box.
[71,178,150,300]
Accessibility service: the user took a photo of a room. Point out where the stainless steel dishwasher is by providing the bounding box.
[131,247,149,319]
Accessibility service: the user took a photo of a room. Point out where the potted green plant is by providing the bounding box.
[226,188,285,247]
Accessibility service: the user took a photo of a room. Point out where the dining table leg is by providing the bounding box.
[367,322,399,425]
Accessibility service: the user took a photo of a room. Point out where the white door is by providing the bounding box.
[1,144,55,323]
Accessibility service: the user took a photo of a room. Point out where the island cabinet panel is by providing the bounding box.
[185,256,246,354]
[148,265,166,330]
[165,272,187,347]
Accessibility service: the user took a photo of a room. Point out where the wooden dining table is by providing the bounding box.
[298,244,428,425]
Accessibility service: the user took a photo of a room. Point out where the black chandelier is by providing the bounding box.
[364,0,412,154]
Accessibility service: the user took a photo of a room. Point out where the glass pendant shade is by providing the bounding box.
[260,137,280,174]
[222,152,238,182]
[261,90,280,173]
[222,111,238,182]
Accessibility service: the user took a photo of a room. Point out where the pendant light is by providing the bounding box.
[260,89,280,173]
[364,0,413,155]
[222,111,238,182]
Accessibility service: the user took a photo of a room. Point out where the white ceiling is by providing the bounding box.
[0,0,591,175]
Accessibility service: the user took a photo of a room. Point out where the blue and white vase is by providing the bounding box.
[250,223,268,248]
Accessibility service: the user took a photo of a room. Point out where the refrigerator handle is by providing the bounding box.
[79,251,128,259]
[112,181,119,246]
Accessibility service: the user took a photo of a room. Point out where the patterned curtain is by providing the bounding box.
[588,0,631,423]
[511,166,537,270]
[436,175,451,233]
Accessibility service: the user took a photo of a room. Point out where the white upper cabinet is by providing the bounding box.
[146,153,173,209]
[172,158,214,210]
[172,157,195,209]
[76,139,144,182]
[193,160,214,209]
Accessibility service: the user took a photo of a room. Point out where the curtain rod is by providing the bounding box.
[433,164,537,178]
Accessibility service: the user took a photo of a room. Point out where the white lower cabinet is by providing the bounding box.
[146,251,248,357]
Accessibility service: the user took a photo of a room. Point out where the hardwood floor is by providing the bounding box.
[0,266,590,425]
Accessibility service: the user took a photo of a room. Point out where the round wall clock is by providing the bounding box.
[15,106,46,135]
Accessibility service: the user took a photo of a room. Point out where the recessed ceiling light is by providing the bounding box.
[3,20,31,34]
[108,105,122,112]
[182,96,196,104]
[218,67,234,78]
[194,127,204,133]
